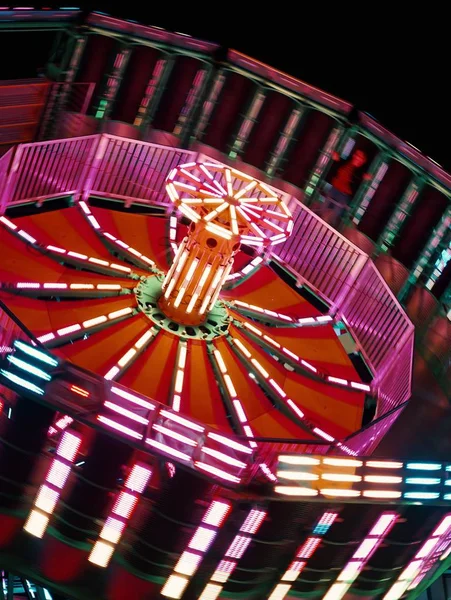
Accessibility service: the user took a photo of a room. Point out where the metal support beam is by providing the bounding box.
[177,63,214,146]
[228,86,267,159]
[95,44,132,120]
[39,34,87,140]
[305,124,357,207]
[349,150,390,224]
[265,104,306,177]
[304,123,343,205]
[377,176,425,253]
[191,69,227,141]
[400,206,451,301]
[134,55,175,130]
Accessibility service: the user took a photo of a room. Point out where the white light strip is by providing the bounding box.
[162,500,231,598]
[383,513,451,600]
[323,513,398,600]
[199,506,267,595]
[89,462,152,567]
[268,512,339,598]
[211,348,258,450]
[24,431,82,539]
[103,327,157,381]
[38,306,134,343]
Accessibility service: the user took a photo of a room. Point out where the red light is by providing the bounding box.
[70,384,90,398]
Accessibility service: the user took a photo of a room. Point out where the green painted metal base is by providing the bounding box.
[134,275,231,341]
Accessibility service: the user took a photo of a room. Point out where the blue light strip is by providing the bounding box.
[13,340,58,367]
[406,463,442,471]
[0,370,44,395]
[7,355,51,381]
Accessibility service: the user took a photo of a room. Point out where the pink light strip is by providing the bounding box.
[241,321,371,393]
[231,335,336,447]
[24,430,82,539]
[162,499,232,598]
[408,516,451,591]
[198,506,266,595]
[323,512,398,600]
[0,216,135,276]
[15,282,122,293]
[267,511,339,599]
[88,462,152,567]
[233,299,332,324]
[79,202,156,267]
[48,414,74,437]
[383,514,451,600]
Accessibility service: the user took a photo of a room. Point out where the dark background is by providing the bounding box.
[3,5,449,169]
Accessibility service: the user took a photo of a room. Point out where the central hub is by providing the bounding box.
[224,195,239,206]
[158,223,239,326]
[160,162,293,327]
[135,275,230,340]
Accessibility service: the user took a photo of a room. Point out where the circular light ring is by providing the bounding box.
[166,162,293,247]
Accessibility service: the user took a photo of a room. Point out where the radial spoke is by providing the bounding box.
[209,343,257,449]
[204,202,229,222]
[168,339,188,412]
[228,332,321,440]
[79,203,157,271]
[230,301,334,327]
[9,281,124,298]
[225,168,234,196]
[236,319,371,393]
[104,327,159,381]
[38,306,136,348]
[0,216,136,278]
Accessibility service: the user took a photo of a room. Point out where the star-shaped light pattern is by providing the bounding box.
[0,165,371,481]
[166,162,293,246]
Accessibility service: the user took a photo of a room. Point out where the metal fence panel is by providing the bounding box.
[89,135,195,205]
[276,202,366,305]
[9,135,98,203]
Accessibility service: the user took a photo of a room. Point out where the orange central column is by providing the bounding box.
[159,222,240,326]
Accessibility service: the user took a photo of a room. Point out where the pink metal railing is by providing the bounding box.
[340,261,414,413]
[0,134,414,419]
[272,201,415,414]
[89,135,195,205]
[6,135,98,204]
[0,148,13,213]
[275,201,367,305]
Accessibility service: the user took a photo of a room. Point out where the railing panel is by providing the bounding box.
[276,202,366,305]
[341,403,408,456]
[8,135,98,204]
[89,135,195,205]
[377,332,414,415]
[342,261,413,371]
[0,148,13,212]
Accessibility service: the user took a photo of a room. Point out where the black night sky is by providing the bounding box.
[4,4,450,170]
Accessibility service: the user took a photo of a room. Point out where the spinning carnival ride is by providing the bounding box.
[1,9,450,599]
[0,162,370,452]
[0,152,446,600]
